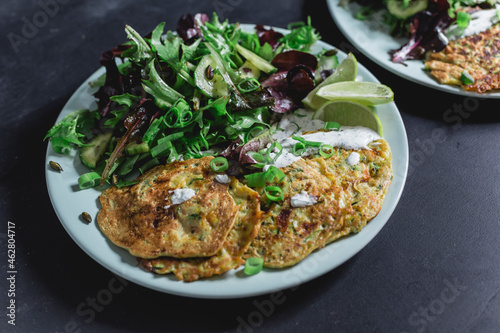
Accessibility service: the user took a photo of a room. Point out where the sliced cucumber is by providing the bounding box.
[238,60,261,79]
[195,54,229,98]
[80,132,113,169]
[387,0,428,20]
[235,44,277,74]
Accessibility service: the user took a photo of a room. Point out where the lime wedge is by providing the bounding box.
[302,53,358,110]
[313,101,383,136]
[316,81,394,106]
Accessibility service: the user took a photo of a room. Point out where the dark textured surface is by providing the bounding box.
[1,1,500,332]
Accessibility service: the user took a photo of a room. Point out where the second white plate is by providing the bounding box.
[328,0,500,98]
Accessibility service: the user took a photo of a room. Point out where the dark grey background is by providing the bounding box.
[1,0,499,332]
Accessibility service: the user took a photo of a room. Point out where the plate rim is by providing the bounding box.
[327,0,500,99]
[45,23,409,299]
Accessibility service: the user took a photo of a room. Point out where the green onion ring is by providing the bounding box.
[244,257,264,275]
[267,141,283,163]
[238,77,261,93]
[244,126,265,142]
[319,144,334,158]
[293,142,306,156]
[264,186,284,202]
[210,157,229,172]
[78,172,102,190]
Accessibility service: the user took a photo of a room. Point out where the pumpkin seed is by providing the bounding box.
[49,161,63,172]
[205,65,214,80]
[81,212,92,223]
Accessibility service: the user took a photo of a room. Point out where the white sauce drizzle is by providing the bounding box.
[165,188,196,207]
[266,111,380,169]
[290,191,318,208]
[447,6,500,40]
[346,152,361,166]
[215,174,231,184]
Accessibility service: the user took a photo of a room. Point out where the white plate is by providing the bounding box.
[45,24,408,299]
[328,0,500,98]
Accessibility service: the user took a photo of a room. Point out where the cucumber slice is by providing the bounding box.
[238,60,261,79]
[387,0,428,20]
[235,44,277,74]
[195,54,229,98]
[80,132,113,169]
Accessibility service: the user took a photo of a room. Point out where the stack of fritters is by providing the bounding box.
[97,139,392,281]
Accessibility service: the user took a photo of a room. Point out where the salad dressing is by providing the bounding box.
[447,6,500,40]
[290,191,318,208]
[265,111,380,169]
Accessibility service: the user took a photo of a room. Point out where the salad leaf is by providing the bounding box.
[279,17,320,52]
[142,60,185,109]
[44,109,98,154]
[390,0,453,63]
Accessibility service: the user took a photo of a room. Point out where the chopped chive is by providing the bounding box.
[210,157,229,172]
[244,257,264,275]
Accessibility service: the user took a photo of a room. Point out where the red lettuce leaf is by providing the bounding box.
[255,24,284,50]
[176,13,209,43]
[271,50,318,71]
[390,0,453,63]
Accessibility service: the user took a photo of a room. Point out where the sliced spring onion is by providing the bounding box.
[319,144,334,158]
[151,139,173,158]
[324,122,340,131]
[244,171,267,188]
[238,77,260,93]
[244,257,264,275]
[265,186,284,202]
[244,126,265,143]
[266,141,283,163]
[293,142,306,156]
[355,6,372,20]
[305,140,321,147]
[460,71,474,85]
[210,157,229,172]
[292,134,305,143]
[139,158,160,174]
[78,172,101,190]
[247,151,271,168]
[265,166,286,183]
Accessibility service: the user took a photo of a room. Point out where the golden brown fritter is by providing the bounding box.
[425,23,500,93]
[141,179,263,282]
[245,139,392,268]
[97,157,239,259]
